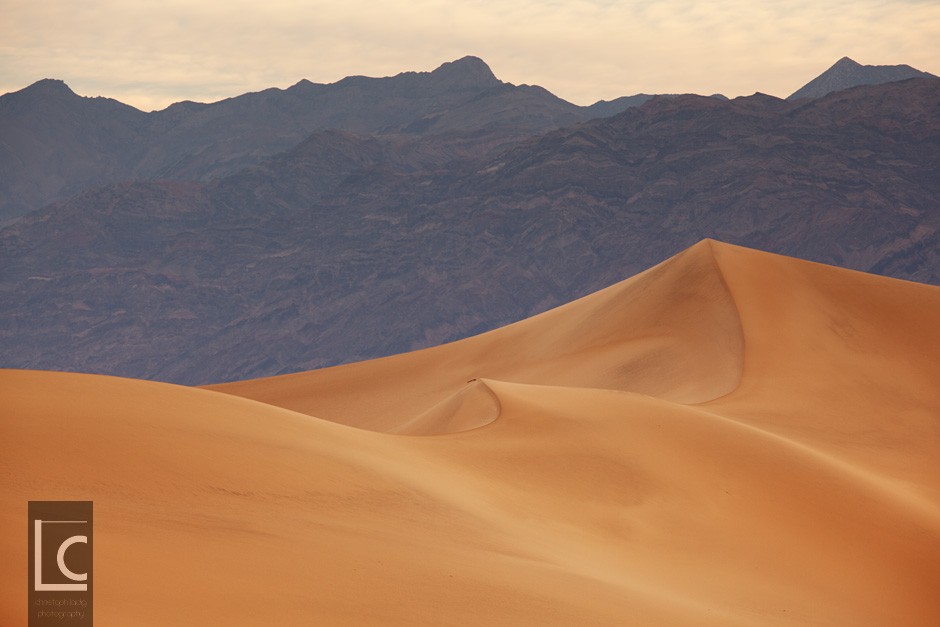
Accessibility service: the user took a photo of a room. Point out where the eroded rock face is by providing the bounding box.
[3,77,939,384]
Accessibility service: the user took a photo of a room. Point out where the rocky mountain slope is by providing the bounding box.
[3,77,938,384]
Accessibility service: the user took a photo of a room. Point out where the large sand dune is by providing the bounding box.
[3,240,939,625]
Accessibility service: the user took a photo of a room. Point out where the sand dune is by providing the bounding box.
[207,240,746,432]
[3,240,939,625]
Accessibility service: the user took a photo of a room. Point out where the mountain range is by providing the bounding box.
[3,55,931,222]
[0,57,652,222]
[2,57,939,383]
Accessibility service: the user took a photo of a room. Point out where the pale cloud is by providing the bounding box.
[1,0,938,110]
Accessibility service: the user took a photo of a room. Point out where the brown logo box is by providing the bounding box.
[28,501,93,626]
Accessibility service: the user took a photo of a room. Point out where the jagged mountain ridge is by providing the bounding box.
[2,77,938,384]
[0,57,642,221]
[5,55,929,221]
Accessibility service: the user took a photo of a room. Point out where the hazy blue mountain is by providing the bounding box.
[0,79,147,221]
[788,56,935,100]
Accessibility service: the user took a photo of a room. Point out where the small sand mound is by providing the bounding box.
[391,379,500,435]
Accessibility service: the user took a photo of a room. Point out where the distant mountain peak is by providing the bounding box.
[833,56,861,68]
[20,78,77,98]
[436,55,493,73]
[429,56,500,88]
[788,57,935,100]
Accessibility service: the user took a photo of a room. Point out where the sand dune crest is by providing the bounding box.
[208,239,745,433]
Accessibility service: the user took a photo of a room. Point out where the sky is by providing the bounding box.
[2,0,939,111]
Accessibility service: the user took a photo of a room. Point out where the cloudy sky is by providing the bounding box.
[2,0,938,111]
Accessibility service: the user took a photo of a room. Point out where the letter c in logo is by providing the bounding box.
[56,535,88,582]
